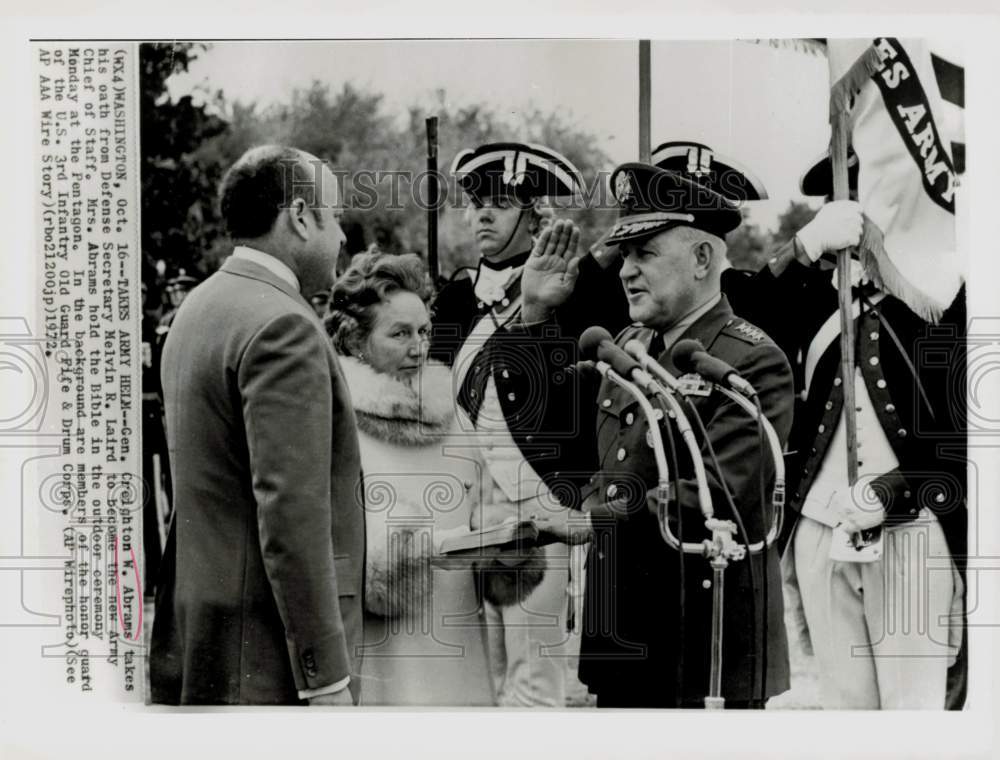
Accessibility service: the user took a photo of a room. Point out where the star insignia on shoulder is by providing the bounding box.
[729,321,766,344]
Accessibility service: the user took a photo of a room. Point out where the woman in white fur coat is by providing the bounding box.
[327,252,495,706]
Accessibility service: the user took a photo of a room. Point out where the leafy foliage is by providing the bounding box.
[140,45,818,289]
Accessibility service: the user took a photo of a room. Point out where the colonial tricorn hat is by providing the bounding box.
[651,140,769,202]
[799,147,859,197]
[604,162,742,246]
[451,142,583,206]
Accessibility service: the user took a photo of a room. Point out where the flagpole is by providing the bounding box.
[425,116,440,284]
[639,40,651,163]
[830,108,859,487]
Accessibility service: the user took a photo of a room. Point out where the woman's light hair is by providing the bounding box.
[325,251,433,356]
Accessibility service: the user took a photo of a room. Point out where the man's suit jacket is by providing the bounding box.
[151,255,365,705]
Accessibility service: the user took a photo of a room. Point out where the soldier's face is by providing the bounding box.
[471,196,531,262]
[619,228,700,331]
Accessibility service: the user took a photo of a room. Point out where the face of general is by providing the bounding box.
[618,226,712,332]
[296,162,347,294]
[471,195,533,263]
[363,290,431,381]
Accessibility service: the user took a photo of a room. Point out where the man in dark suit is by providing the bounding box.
[151,145,365,706]
[532,162,794,708]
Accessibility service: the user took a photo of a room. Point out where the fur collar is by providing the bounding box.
[340,355,456,447]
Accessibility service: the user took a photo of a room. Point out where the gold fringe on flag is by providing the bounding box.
[829,44,885,119]
[858,216,945,324]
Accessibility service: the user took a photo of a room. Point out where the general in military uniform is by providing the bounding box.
[530,161,794,708]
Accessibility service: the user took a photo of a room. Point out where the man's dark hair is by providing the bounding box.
[219,145,322,240]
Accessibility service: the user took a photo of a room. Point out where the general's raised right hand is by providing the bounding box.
[520,219,583,324]
[795,200,863,262]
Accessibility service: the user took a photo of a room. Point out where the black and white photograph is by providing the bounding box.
[138,37,968,710]
[4,8,1000,759]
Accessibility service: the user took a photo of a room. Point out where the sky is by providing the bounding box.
[168,39,834,230]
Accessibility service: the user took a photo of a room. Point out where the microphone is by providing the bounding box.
[579,327,661,397]
[671,339,757,398]
[623,339,682,393]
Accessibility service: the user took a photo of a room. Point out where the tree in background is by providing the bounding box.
[141,46,815,290]
[140,43,229,289]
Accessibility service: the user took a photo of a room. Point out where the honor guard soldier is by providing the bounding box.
[530,162,794,708]
[722,150,966,710]
[431,141,627,707]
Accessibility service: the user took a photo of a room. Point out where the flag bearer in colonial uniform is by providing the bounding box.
[725,148,967,709]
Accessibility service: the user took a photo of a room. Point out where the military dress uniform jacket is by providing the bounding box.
[429,252,629,508]
[151,256,366,705]
[723,251,967,570]
[575,296,794,706]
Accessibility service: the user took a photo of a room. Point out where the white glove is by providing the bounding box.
[795,200,864,262]
[832,475,886,533]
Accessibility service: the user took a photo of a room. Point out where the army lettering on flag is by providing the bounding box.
[827,37,965,323]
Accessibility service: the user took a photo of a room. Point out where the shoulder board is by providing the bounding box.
[722,318,767,346]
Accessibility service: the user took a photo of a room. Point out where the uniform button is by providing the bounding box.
[616,448,627,462]
[602,399,612,408]
[909,508,917,514]
[857,461,864,468]
[885,403,895,413]
[869,356,879,366]
[898,428,907,438]
[818,424,826,433]
[934,491,946,504]
[471,390,478,397]
[834,377,842,387]
[507,392,516,402]
[869,331,879,341]
[794,491,801,499]
[702,579,712,589]
[307,667,318,677]
[810,447,817,454]
[625,412,635,425]
[825,401,833,411]
[877,379,887,389]
[903,490,912,499]
[856,406,863,413]
[501,298,510,307]
[501,369,510,379]
[802,467,809,475]
[607,484,619,499]
[525,435,534,442]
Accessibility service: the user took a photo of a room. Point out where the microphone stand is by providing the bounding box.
[638,372,737,710]
[626,343,784,709]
